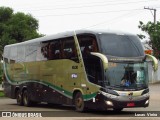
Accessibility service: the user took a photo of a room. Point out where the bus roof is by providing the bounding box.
[4,29,135,48]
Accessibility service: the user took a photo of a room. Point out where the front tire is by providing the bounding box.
[74,92,86,112]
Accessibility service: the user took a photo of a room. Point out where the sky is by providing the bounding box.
[0,0,160,37]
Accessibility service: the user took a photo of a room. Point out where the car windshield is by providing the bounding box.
[99,34,145,57]
[104,62,149,90]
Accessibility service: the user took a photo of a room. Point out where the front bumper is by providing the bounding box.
[85,91,149,110]
[105,97,149,108]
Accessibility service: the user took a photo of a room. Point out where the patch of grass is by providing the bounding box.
[0,91,5,97]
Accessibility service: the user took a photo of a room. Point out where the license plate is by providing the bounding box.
[127,103,135,107]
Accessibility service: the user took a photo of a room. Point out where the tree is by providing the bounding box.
[0,6,43,60]
[138,21,160,59]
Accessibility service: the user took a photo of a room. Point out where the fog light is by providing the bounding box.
[145,100,149,105]
[106,101,113,106]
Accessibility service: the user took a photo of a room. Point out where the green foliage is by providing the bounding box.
[138,21,160,59]
[0,6,44,60]
[0,7,13,22]
[0,91,4,97]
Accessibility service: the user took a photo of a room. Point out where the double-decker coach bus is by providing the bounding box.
[3,30,158,111]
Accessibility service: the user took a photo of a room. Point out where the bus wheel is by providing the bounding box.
[23,90,32,107]
[113,108,123,111]
[16,90,23,106]
[74,92,85,112]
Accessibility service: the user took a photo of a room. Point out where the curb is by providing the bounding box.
[149,81,160,84]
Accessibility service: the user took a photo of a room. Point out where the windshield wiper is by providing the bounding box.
[111,85,123,88]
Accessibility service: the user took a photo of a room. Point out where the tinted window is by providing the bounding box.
[17,45,25,62]
[25,44,37,62]
[3,47,10,63]
[39,37,78,62]
[77,35,98,57]
[10,46,17,63]
[40,40,61,60]
[62,37,78,61]
[99,34,144,57]
[37,42,47,61]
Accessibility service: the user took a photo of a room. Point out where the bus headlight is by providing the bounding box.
[145,100,149,105]
[105,101,113,106]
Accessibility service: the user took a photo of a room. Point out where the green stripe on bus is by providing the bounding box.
[4,63,97,100]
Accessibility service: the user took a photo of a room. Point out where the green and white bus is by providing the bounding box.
[3,30,158,111]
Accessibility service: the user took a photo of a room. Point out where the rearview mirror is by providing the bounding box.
[91,52,108,70]
[146,54,158,71]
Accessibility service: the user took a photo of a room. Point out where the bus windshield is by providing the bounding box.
[99,34,145,57]
[104,62,149,90]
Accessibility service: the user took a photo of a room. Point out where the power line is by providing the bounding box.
[82,10,144,29]
[36,8,144,17]
[19,0,149,12]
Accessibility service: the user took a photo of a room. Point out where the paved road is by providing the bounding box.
[0,84,160,120]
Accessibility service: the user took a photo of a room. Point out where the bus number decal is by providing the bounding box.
[72,66,78,69]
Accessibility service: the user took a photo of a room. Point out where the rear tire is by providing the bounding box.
[23,90,32,107]
[74,92,86,112]
[16,90,23,106]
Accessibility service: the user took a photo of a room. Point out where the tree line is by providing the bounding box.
[0,6,43,60]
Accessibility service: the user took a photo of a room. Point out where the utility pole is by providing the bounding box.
[144,7,157,24]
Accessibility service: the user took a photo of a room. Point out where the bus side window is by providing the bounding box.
[25,45,37,62]
[78,35,99,57]
[39,40,60,60]
[17,45,25,62]
[62,37,78,62]
[10,46,17,63]
[3,47,10,64]
[55,41,61,59]
[48,42,56,60]
[37,42,47,61]
[91,38,98,52]
[83,46,91,57]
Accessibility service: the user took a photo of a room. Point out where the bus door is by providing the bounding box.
[73,33,103,93]
[78,35,103,82]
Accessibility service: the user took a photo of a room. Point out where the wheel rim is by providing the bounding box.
[76,98,83,108]
[23,92,28,105]
[75,92,85,111]
[17,93,21,104]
